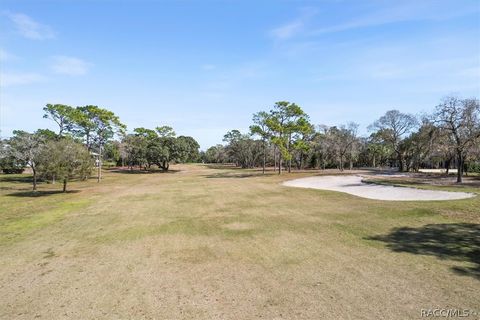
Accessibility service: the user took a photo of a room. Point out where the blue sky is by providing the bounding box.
[1,0,479,149]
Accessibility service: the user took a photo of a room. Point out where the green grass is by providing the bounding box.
[0,175,92,245]
[0,199,89,244]
[0,165,478,319]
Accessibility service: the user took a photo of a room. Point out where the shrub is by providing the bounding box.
[0,156,26,174]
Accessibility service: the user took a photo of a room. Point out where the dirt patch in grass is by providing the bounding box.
[223,222,254,231]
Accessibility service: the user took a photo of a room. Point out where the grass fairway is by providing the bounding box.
[0,164,479,319]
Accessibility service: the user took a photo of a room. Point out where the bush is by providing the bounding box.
[0,156,26,174]
[467,162,480,173]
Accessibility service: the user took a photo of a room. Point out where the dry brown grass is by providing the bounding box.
[0,164,479,319]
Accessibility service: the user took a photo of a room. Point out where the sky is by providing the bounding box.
[0,0,479,149]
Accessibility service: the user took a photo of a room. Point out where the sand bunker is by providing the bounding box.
[283,175,475,201]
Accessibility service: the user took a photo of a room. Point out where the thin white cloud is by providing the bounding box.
[269,8,317,40]
[270,21,304,40]
[310,1,480,36]
[311,12,417,35]
[6,12,55,40]
[0,72,47,87]
[51,56,91,76]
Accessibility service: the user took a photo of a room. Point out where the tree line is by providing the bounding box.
[0,104,200,192]
[203,96,480,183]
[1,95,479,191]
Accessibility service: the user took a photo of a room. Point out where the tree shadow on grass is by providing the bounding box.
[363,179,428,187]
[0,175,33,184]
[203,172,270,179]
[7,190,81,197]
[107,168,181,174]
[340,183,365,187]
[203,164,240,170]
[367,223,480,280]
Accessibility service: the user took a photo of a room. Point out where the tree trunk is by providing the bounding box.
[161,161,169,171]
[278,154,282,175]
[398,153,405,172]
[262,140,266,174]
[86,133,91,150]
[63,179,67,193]
[287,134,292,173]
[274,146,277,173]
[32,167,37,191]
[372,154,376,168]
[457,151,463,183]
[97,145,102,183]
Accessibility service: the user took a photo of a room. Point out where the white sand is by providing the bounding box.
[282,175,475,201]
